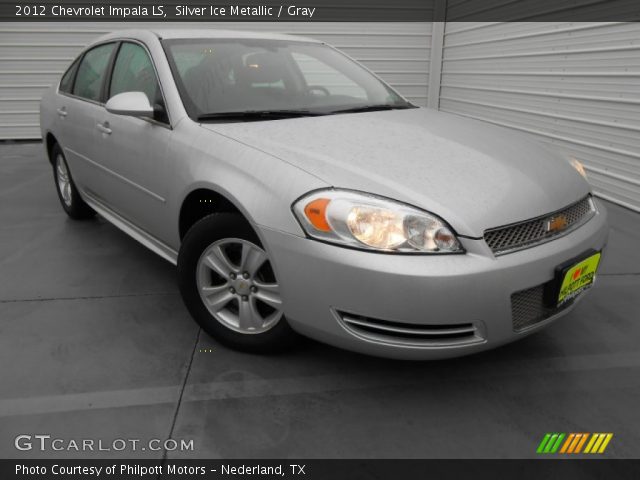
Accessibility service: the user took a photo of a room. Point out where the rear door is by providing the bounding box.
[59,42,117,196]
[49,57,80,153]
[92,41,173,241]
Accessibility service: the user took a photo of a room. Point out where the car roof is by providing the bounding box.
[94,29,322,44]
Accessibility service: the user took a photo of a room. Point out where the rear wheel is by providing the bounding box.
[52,144,95,219]
[178,213,298,353]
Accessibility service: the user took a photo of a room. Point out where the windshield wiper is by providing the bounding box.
[197,110,324,122]
[329,104,416,114]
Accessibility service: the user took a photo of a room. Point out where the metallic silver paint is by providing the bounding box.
[40,29,609,359]
[105,91,154,118]
[258,202,607,359]
[203,108,592,237]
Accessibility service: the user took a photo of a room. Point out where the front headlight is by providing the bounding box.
[292,190,463,253]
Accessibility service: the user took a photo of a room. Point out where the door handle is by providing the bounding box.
[96,122,112,135]
[56,107,67,118]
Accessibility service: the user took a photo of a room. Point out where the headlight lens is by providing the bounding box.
[293,190,463,253]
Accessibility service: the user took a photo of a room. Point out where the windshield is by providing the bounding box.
[162,38,413,120]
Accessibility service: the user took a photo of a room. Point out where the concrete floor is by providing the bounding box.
[0,142,639,459]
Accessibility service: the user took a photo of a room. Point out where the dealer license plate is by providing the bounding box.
[556,251,601,306]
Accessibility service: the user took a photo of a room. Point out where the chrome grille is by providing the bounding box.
[485,196,595,255]
[511,284,573,332]
[336,311,484,347]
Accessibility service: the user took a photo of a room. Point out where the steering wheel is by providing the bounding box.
[307,85,330,96]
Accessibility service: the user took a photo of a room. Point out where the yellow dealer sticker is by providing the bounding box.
[558,252,601,305]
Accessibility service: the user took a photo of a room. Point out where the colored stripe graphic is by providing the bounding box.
[550,433,565,453]
[592,434,606,453]
[585,433,614,454]
[544,433,559,453]
[537,433,565,453]
[574,433,589,453]
[538,433,613,454]
[537,434,552,454]
[560,433,575,453]
[584,434,598,453]
[568,433,582,453]
[598,434,613,453]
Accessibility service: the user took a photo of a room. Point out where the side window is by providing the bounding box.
[109,43,160,108]
[73,43,116,102]
[59,58,79,94]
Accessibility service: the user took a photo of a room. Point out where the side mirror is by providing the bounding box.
[105,91,154,118]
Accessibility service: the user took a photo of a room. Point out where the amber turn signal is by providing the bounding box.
[303,198,332,232]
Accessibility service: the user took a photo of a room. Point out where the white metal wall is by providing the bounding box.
[0,21,432,139]
[438,22,640,212]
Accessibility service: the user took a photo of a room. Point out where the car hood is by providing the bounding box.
[200,108,590,237]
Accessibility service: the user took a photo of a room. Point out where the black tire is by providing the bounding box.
[51,143,95,220]
[178,213,298,353]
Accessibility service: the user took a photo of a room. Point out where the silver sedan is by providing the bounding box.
[40,29,609,359]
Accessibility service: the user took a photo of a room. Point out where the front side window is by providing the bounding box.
[109,42,161,107]
[73,43,116,102]
[163,39,410,119]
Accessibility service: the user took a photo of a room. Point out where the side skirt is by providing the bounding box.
[81,189,178,265]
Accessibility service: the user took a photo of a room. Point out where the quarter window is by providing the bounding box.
[59,58,79,94]
[72,43,116,102]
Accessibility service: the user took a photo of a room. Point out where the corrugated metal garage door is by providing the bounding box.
[439,22,640,212]
[0,21,431,140]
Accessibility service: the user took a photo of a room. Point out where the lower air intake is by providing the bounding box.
[511,283,574,332]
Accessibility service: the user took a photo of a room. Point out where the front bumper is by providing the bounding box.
[258,200,609,359]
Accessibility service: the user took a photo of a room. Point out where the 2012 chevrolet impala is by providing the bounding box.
[39,29,608,359]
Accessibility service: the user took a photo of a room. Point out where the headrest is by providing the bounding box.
[241,52,286,84]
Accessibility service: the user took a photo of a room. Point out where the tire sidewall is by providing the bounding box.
[52,145,74,214]
[51,144,94,219]
[177,213,297,353]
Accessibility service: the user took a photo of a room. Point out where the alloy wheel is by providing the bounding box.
[196,238,283,334]
[56,154,72,207]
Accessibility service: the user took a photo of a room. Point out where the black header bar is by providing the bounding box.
[2,0,640,22]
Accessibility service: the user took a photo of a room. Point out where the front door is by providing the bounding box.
[92,41,173,242]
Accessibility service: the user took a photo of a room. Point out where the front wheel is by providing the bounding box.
[177,213,298,353]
